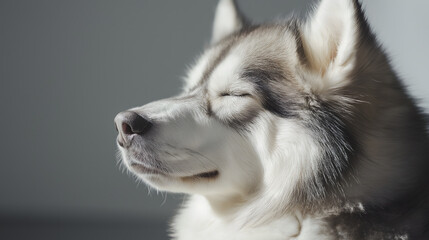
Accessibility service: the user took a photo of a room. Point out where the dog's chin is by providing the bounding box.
[129,163,165,175]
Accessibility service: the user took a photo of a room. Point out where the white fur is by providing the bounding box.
[302,0,358,92]
[212,0,244,43]
[115,0,423,239]
[172,196,331,240]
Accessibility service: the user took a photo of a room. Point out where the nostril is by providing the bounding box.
[122,122,133,135]
[115,111,152,136]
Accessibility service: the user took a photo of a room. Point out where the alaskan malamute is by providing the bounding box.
[114,0,429,239]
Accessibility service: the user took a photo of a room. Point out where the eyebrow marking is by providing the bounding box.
[199,42,235,87]
[189,26,261,92]
[241,58,300,119]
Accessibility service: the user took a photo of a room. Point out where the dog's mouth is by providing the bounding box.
[192,170,219,179]
[130,163,219,180]
[181,170,219,181]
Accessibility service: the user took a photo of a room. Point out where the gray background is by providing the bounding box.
[0,0,428,239]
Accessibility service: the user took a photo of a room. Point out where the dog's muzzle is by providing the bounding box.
[114,111,152,148]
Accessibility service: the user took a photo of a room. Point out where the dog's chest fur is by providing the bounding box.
[172,196,332,240]
[172,197,417,240]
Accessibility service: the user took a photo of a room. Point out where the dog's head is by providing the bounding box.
[115,0,383,217]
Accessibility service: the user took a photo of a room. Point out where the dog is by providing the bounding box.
[114,0,429,239]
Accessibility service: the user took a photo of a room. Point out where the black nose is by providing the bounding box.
[114,111,152,147]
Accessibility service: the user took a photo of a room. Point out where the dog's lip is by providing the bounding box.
[181,170,219,181]
[130,163,165,175]
[129,162,218,180]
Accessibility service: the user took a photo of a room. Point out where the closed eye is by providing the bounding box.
[220,92,251,97]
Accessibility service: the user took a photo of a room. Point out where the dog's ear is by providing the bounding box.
[301,0,372,87]
[211,0,246,44]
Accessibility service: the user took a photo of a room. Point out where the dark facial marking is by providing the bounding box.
[198,24,313,130]
[241,59,300,119]
[288,19,308,66]
[206,98,213,117]
[240,51,354,207]
[289,100,356,213]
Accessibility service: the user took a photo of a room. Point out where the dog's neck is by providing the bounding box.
[172,191,429,240]
[172,195,309,240]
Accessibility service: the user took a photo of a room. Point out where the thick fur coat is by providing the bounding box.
[115,0,429,239]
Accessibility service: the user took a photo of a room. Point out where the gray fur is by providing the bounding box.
[115,0,429,239]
